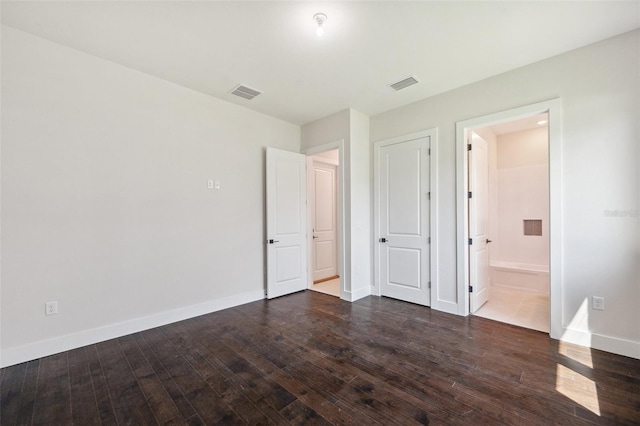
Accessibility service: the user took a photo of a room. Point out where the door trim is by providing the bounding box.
[373,129,438,308]
[455,99,562,339]
[302,140,346,301]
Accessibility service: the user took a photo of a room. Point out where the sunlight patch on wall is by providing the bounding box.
[561,298,592,347]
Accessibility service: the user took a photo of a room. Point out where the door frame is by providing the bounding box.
[302,140,346,300]
[455,98,562,339]
[373,129,438,307]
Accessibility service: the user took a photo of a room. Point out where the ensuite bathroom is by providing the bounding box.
[472,114,550,332]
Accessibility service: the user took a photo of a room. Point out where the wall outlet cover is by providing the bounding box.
[592,296,605,311]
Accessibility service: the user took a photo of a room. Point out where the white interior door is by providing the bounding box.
[266,148,307,299]
[469,132,490,312]
[378,137,430,306]
[312,161,338,282]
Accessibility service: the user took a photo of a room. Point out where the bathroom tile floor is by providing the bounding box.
[310,277,340,297]
[474,285,550,333]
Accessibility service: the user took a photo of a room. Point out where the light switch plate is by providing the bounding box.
[45,301,58,316]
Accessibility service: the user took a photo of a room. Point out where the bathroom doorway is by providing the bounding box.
[469,113,550,332]
[307,149,341,298]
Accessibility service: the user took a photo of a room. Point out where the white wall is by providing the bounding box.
[498,127,549,169]
[371,30,640,358]
[301,109,372,301]
[349,110,372,300]
[494,127,549,266]
[1,26,300,366]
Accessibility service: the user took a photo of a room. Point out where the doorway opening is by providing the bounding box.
[307,149,341,298]
[468,114,550,332]
[301,140,346,300]
[456,99,562,339]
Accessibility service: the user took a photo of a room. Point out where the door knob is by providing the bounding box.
[379,237,388,243]
[268,239,280,244]
[313,235,319,239]
[486,239,493,244]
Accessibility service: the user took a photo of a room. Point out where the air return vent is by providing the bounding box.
[230,84,262,100]
[523,219,543,236]
[389,75,420,91]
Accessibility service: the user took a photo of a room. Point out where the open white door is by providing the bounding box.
[266,148,307,299]
[469,132,490,312]
[311,160,338,282]
[378,137,431,306]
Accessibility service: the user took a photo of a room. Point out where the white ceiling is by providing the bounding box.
[2,1,639,125]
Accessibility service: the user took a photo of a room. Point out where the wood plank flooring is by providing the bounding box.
[2,291,639,425]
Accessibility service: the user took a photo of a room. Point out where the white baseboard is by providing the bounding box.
[344,285,372,302]
[0,289,265,368]
[559,327,640,360]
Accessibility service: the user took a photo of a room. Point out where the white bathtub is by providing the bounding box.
[490,261,549,294]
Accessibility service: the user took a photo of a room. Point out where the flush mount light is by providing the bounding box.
[314,13,327,36]
[537,120,548,125]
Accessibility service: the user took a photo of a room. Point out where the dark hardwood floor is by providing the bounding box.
[2,291,639,425]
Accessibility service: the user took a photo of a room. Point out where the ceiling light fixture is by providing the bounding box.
[314,13,327,37]
[537,120,548,125]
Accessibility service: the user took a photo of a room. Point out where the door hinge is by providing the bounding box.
[468,238,473,245]
[469,285,473,293]
[428,192,431,200]
[468,191,472,199]
[427,236,431,244]
[428,281,431,289]
[467,143,472,151]
[428,148,431,155]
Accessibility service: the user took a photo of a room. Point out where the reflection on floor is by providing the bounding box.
[475,286,549,333]
[310,278,340,297]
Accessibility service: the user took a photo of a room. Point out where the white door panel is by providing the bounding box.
[315,241,333,269]
[469,132,490,312]
[266,148,307,299]
[388,247,422,289]
[388,149,421,235]
[312,161,337,281]
[378,137,430,306]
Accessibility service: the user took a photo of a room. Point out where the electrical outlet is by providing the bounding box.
[592,296,605,311]
[45,301,58,316]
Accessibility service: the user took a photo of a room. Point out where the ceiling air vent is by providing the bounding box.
[389,75,420,91]
[230,84,262,100]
